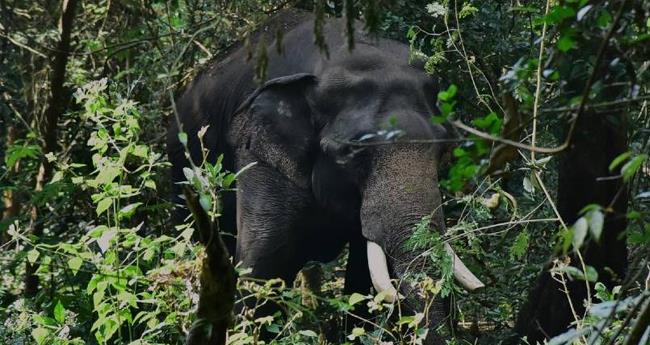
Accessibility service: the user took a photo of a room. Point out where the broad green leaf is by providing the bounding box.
[117,292,138,308]
[93,165,121,185]
[131,145,148,158]
[50,171,64,184]
[68,256,83,275]
[299,330,318,337]
[32,327,50,345]
[557,34,575,52]
[54,300,65,324]
[348,293,367,306]
[621,154,648,182]
[398,315,415,325]
[523,176,535,194]
[597,10,612,28]
[27,249,40,263]
[557,265,598,282]
[199,194,212,211]
[543,6,575,24]
[572,217,588,250]
[96,198,113,216]
[349,327,365,338]
[587,210,604,242]
[446,84,458,98]
[223,173,236,188]
[5,144,40,168]
[609,151,631,172]
[178,132,188,145]
[88,225,109,238]
[584,266,599,282]
[119,202,142,220]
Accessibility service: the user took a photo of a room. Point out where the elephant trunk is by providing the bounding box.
[360,145,482,344]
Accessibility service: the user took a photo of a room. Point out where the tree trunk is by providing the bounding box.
[182,187,237,345]
[25,0,78,297]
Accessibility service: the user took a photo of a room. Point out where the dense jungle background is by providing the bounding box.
[1,0,649,344]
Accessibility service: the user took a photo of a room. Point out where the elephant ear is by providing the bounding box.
[231,73,318,187]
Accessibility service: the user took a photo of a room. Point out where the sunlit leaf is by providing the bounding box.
[54,300,65,324]
[27,249,40,264]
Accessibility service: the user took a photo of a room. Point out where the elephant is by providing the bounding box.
[168,9,483,344]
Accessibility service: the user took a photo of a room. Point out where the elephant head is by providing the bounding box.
[231,45,483,343]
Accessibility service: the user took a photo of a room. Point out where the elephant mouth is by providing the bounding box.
[366,240,485,303]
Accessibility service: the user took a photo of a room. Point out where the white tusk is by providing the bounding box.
[366,241,398,303]
[444,243,485,291]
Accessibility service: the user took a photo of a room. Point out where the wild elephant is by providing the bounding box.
[168,9,483,344]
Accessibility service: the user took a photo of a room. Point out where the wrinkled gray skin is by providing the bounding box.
[169,10,451,344]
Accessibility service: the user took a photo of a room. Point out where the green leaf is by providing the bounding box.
[27,249,40,264]
[299,330,318,337]
[54,300,65,324]
[446,84,457,98]
[510,230,529,259]
[609,151,631,171]
[597,10,612,28]
[584,266,599,282]
[32,327,50,345]
[144,179,156,190]
[587,210,604,242]
[131,145,148,158]
[117,292,138,308]
[621,154,648,182]
[93,165,121,185]
[178,132,188,146]
[5,144,40,168]
[118,202,142,220]
[222,174,236,188]
[68,256,83,275]
[398,315,415,325]
[556,265,597,282]
[471,112,502,134]
[572,217,588,250]
[350,327,365,338]
[348,293,367,306]
[96,198,113,216]
[437,84,458,102]
[199,194,212,211]
[544,6,576,24]
[557,34,575,52]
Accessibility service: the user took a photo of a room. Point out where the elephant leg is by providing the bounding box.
[234,161,313,284]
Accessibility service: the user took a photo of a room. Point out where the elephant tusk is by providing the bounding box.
[444,243,485,291]
[366,241,484,303]
[366,241,398,303]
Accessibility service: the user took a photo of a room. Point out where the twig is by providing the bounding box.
[451,120,568,153]
[530,0,552,162]
[540,95,650,114]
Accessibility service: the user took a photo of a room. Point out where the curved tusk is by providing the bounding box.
[367,241,398,303]
[444,243,485,291]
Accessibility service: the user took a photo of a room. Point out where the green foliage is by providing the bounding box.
[1,0,648,345]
